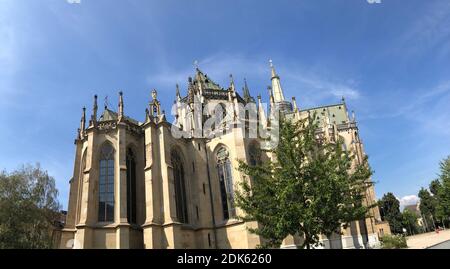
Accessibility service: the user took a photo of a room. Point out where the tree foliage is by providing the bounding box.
[378,193,403,234]
[435,156,450,222]
[418,188,436,231]
[0,164,61,249]
[429,179,441,196]
[401,209,418,235]
[235,115,373,249]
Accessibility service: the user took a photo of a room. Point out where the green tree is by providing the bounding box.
[0,164,61,249]
[378,193,403,234]
[401,209,418,235]
[235,115,373,249]
[429,179,442,227]
[418,188,436,231]
[435,156,450,224]
[429,179,442,196]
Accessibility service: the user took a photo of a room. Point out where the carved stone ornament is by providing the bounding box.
[97,121,117,132]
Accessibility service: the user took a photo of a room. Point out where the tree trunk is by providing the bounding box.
[304,232,311,249]
[423,215,429,232]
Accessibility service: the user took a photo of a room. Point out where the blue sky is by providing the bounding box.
[1,0,450,210]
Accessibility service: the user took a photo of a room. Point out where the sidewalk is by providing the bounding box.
[406,229,450,249]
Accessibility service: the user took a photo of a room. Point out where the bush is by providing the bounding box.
[0,164,61,249]
[380,234,408,249]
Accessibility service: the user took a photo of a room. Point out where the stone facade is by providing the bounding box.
[60,62,389,249]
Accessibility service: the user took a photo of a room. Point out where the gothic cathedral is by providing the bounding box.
[60,61,390,249]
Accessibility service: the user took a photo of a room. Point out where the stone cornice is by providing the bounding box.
[81,119,145,137]
[76,222,134,230]
[141,219,246,231]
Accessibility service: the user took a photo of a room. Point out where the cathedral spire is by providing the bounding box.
[243,78,250,97]
[342,96,350,121]
[118,91,124,121]
[270,59,277,78]
[176,84,181,101]
[242,78,255,103]
[258,94,267,128]
[79,107,86,139]
[90,94,98,126]
[80,106,86,131]
[292,97,299,112]
[268,86,275,109]
[145,108,150,123]
[188,77,195,104]
[229,74,236,94]
[269,59,285,102]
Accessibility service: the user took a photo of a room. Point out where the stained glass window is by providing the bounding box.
[98,143,115,222]
[126,148,137,224]
[171,150,188,223]
[216,147,235,219]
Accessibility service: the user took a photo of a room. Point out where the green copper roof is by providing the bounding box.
[194,69,222,91]
[179,68,246,104]
[302,103,349,125]
[99,109,117,122]
[98,108,140,125]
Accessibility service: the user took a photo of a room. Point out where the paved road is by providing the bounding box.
[407,229,450,249]
[427,240,450,249]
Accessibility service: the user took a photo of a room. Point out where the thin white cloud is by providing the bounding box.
[396,81,450,118]
[0,1,18,74]
[0,1,25,108]
[283,72,360,100]
[398,195,420,211]
[146,52,360,109]
[0,24,15,70]
[147,53,267,89]
[362,80,450,135]
[407,82,450,134]
[397,1,450,58]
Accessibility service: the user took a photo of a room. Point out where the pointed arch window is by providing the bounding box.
[339,136,348,152]
[248,143,262,167]
[98,143,115,222]
[210,103,227,132]
[171,150,188,223]
[218,103,227,126]
[216,147,235,220]
[126,148,137,224]
[76,150,87,224]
